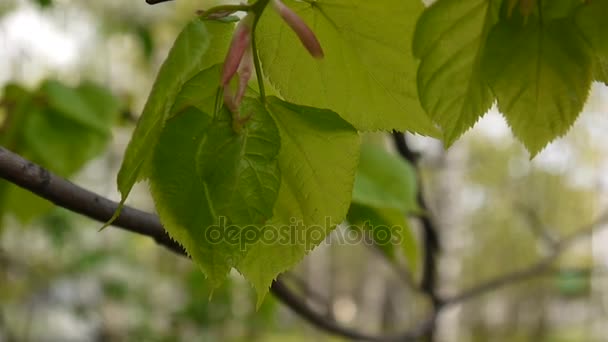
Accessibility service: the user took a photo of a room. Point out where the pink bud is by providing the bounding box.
[235,45,254,105]
[272,0,324,59]
[221,14,254,86]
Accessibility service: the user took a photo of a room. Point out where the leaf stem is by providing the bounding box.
[251,0,272,103]
[251,30,266,102]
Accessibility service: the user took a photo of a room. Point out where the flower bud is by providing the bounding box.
[221,14,254,86]
[272,0,323,59]
[235,45,254,105]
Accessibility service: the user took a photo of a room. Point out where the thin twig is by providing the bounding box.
[515,203,559,250]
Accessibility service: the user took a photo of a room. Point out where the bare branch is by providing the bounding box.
[392,133,441,306]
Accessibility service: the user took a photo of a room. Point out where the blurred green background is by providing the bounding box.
[1,0,608,341]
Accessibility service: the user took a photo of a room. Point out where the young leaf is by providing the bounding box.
[413,0,501,145]
[255,0,439,136]
[575,0,608,85]
[482,15,593,156]
[352,144,419,213]
[237,97,360,304]
[148,99,281,289]
[347,203,419,277]
[117,19,232,207]
[195,98,281,231]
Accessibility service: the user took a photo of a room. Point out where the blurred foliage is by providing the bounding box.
[0,0,606,341]
[0,80,120,223]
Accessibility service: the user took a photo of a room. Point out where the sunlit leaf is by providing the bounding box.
[149,99,281,288]
[256,0,439,135]
[414,0,501,144]
[237,97,360,304]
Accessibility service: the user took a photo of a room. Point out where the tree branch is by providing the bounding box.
[392,133,441,342]
[0,146,435,342]
[392,132,441,309]
[145,0,174,5]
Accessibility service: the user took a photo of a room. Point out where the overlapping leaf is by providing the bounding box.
[237,97,360,303]
[149,99,281,288]
[575,0,608,85]
[117,19,233,205]
[413,0,501,145]
[482,13,593,155]
[348,144,420,276]
[255,0,438,135]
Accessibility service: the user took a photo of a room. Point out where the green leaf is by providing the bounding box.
[76,82,122,127]
[347,203,419,276]
[0,84,30,148]
[352,144,418,212]
[575,0,608,84]
[237,97,360,304]
[23,108,109,176]
[256,0,439,135]
[482,14,593,156]
[40,80,110,135]
[414,0,501,145]
[593,58,608,85]
[148,99,281,288]
[117,19,232,206]
[170,64,222,116]
[195,98,281,230]
[0,81,120,223]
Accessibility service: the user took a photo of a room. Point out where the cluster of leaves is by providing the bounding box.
[114,0,606,303]
[0,80,120,223]
[415,0,608,155]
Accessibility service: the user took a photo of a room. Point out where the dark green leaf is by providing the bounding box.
[482,14,593,155]
[575,0,608,84]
